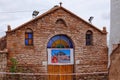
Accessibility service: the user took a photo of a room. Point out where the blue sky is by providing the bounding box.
[0,0,110,37]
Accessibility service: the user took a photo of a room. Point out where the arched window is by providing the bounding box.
[56,19,66,26]
[47,35,73,48]
[56,19,65,24]
[25,28,33,46]
[47,35,74,65]
[86,30,93,46]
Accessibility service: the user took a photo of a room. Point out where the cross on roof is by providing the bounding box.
[59,2,62,7]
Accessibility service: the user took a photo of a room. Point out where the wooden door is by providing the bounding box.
[48,65,73,80]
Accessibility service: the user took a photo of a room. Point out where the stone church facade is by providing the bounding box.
[0,5,108,80]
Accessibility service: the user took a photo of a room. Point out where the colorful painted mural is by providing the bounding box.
[51,50,70,63]
[48,49,73,65]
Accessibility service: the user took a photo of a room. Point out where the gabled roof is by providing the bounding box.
[7,5,106,34]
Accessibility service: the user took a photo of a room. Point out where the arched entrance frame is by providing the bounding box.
[47,34,74,80]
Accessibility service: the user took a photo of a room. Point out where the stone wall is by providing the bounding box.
[6,6,108,75]
[0,37,6,50]
[5,74,47,80]
[3,72,108,80]
[76,73,108,80]
[0,51,7,80]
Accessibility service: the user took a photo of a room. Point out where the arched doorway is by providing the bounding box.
[47,35,74,80]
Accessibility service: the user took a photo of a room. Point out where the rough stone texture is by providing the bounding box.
[0,53,7,72]
[1,6,108,79]
[76,73,108,80]
[2,72,108,80]
[5,74,47,80]
[109,44,120,80]
[0,37,6,50]
[0,51,7,80]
